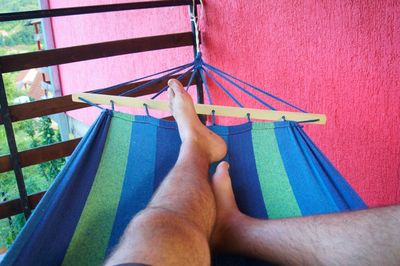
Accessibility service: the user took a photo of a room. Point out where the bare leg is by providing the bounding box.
[211,165,400,266]
[105,79,226,266]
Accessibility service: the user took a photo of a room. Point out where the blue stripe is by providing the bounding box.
[227,123,268,219]
[3,111,112,266]
[294,126,367,210]
[274,122,340,215]
[211,123,269,266]
[152,119,181,191]
[209,125,230,178]
[105,116,158,255]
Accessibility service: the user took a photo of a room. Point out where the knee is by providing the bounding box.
[128,207,210,251]
[130,207,178,229]
[116,208,210,264]
[129,207,208,241]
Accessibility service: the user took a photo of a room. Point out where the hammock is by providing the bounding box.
[2,55,367,266]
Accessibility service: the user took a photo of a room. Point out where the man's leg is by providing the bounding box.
[105,79,227,266]
[211,165,400,266]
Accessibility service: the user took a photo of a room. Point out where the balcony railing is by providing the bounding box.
[0,0,201,219]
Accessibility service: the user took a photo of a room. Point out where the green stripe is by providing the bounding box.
[62,113,133,265]
[251,123,301,219]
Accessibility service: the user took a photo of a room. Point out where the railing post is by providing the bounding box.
[0,70,31,219]
[189,2,206,124]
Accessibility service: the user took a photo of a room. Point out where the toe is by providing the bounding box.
[212,162,236,209]
[167,87,175,112]
[212,162,230,192]
[168,79,184,95]
[215,161,229,176]
[167,87,175,100]
[211,161,241,251]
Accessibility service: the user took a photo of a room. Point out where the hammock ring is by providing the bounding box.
[246,113,251,123]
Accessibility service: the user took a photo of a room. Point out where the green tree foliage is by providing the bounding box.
[0,214,24,247]
[0,117,65,248]
[0,0,69,249]
[30,117,65,182]
[0,0,38,13]
[0,0,39,53]
[2,72,21,103]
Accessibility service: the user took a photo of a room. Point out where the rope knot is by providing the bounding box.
[194,52,203,70]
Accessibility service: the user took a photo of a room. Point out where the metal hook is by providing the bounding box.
[211,110,216,125]
[110,100,115,111]
[281,115,287,122]
[297,118,320,124]
[143,103,150,116]
[246,113,251,123]
[296,118,320,128]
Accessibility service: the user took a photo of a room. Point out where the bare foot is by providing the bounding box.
[211,161,246,253]
[168,79,227,162]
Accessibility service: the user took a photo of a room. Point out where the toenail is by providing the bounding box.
[168,79,176,86]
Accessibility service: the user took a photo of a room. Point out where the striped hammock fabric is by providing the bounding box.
[2,110,366,266]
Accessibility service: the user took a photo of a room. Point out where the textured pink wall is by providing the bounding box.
[49,0,400,207]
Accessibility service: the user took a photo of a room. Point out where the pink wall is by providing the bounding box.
[49,0,195,120]
[48,0,400,207]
